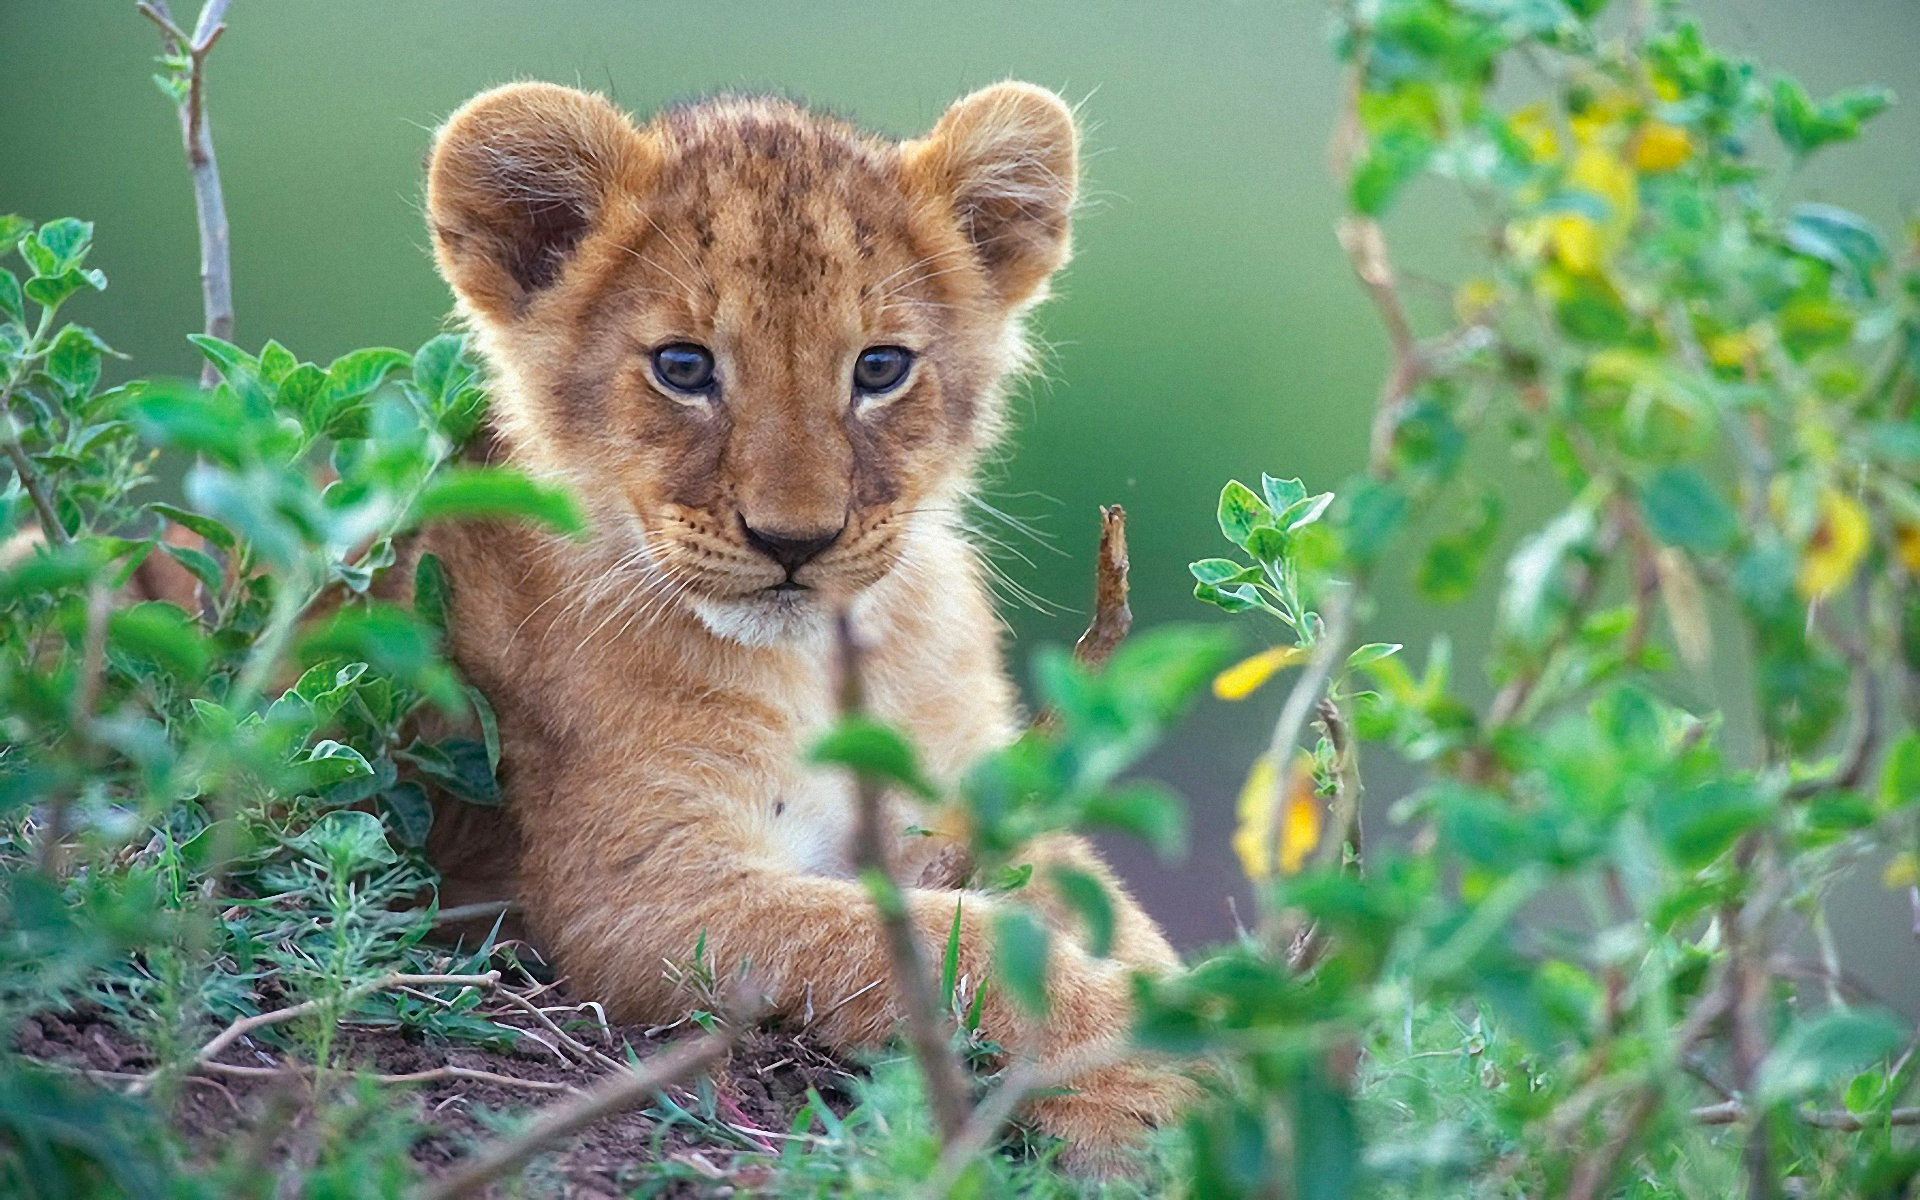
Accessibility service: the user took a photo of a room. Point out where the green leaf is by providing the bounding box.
[186,334,253,381]
[414,551,451,635]
[1262,474,1308,514]
[810,717,938,800]
[0,267,21,323]
[258,339,298,386]
[289,810,398,875]
[159,542,224,596]
[24,267,106,310]
[1189,557,1260,586]
[1292,1062,1360,1200]
[1878,733,1920,812]
[34,218,92,271]
[324,346,411,405]
[1345,643,1402,671]
[940,898,964,999]
[108,601,210,679]
[993,906,1052,1017]
[1639,466,1738,555]
[1772,78,1893,156]
[411,467,586,536]
[1046,865,1114,958]
[147,502,234,550]
[412,334,474,407]
[1217,480,1272,548]
[400,737,500,806]
[1756,1009,1905,1109]
[381,782,434,848]
[1084,780,1186,859]
[1350,126,1434,217]
[44,324,105,398]
[1651,780,1772,868]
[1276,492,1334,531]
[0,215,30,252]
[1785,203,1889,298]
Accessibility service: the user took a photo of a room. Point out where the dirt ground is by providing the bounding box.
[16,992,864,1197]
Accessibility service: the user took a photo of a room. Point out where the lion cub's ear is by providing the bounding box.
[426,82,649,323]
[905,82,1079,308]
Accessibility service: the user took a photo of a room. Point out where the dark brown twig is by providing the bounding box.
[137,0,234,386]
[834,611,973,1145]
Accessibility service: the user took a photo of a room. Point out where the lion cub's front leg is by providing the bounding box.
[519,796,1192,1163]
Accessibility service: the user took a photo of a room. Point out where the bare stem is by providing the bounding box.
[130,970,500,1095]
[1257,587,1352,951]
[138,0,234,386]
[834,611,973,1146]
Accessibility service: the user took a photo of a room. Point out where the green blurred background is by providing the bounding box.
[5,1,1919,983]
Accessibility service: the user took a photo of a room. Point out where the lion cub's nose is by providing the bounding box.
[740,519,844,573]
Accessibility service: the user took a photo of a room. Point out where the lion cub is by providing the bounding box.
[421,80,1191,1160]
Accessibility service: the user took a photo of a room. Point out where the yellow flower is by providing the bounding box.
[1897,524,1920,573]
[1278,759,1324,875]
[1546,212,1604,274]
[1570,146,1638,226]
[1231,752,1322,880]
[1232,754,1280,880]
[1885,852,1918,889]
[1509,103,1561,162]
[1213,645,1307,701]
[1705,328,1759,370]
[1455,277,1501,323]
[1798,488,1871,600]
[1633,121,1692,172]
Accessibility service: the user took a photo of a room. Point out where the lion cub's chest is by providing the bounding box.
[744,643,969,883]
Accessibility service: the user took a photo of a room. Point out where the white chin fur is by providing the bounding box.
[689,590,833,647]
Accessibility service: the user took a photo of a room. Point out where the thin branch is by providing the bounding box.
[416,1027,739,1200]
[1692,1101,1920,1130]
[130,970,499,1094]
[1071,504,1131,670]
[834,611,973,1145]
[1257,587,1352,951]
[138,0,234,386]
[1,440,69,548]
[490,985,625,1072]
[198,1058,573,1094]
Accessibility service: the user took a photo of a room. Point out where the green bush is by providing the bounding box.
[4,0,1919,1196]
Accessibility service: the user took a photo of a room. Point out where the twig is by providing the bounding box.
[199,1058,573,1094]
[415,1027,739,1200]
[833,611,973,1145]
[1692,1101,1920,1130]
[916,1041,1132,1200]
[1,441,68,548]
[1256,587,1352,951]
[1559,963,1733,1200]
[1071,505,1131,669]
[130,970,499,1094]
[138,0,234,386]
[491,986,625,1072]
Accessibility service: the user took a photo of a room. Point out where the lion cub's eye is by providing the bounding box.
[651,343,716,394]
[852,346,913,396]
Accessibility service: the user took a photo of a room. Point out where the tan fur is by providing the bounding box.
[421,80,1192,1160]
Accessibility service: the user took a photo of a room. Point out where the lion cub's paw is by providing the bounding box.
[1027,1060,1199,1177]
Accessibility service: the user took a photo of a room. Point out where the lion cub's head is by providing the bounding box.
[425,81,1077,643]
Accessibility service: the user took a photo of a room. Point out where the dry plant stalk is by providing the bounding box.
[137,0,235,387]
[1072,504,1132,669]
[128,970,500,1095]
[833,611,974,1145]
